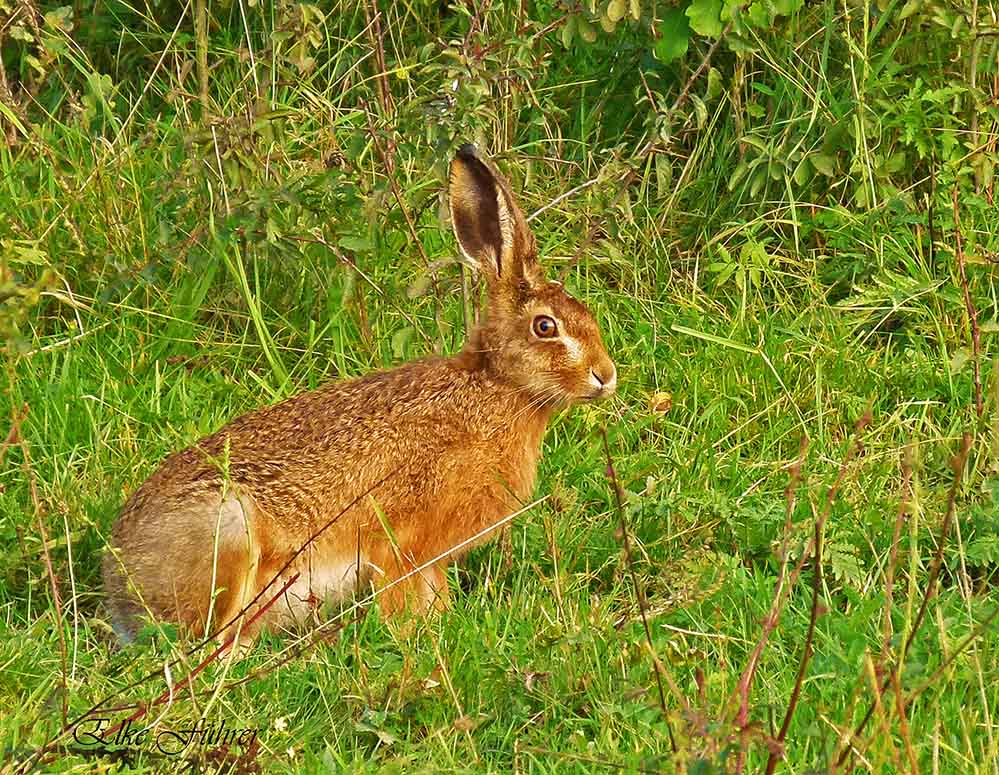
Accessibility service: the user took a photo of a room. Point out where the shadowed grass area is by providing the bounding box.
[2,0,999,772]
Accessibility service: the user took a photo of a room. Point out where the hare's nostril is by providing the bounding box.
[590,363,617,391]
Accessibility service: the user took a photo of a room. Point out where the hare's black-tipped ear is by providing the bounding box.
[449,144,541,289]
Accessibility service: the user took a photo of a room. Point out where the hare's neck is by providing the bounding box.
[458,325,498,373]
[494,387,555,503]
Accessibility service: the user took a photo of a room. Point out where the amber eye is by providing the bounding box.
[532,315,558,338]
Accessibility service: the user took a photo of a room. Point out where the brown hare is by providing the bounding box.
[103,145,617,648]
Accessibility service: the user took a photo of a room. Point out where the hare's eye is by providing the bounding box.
[532,315,558,338]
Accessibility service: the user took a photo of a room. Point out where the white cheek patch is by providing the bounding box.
[562,335,584,363]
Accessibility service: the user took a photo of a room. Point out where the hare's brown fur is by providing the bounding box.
[103,146,616,647]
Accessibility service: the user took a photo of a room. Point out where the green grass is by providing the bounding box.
[2,0,999,772]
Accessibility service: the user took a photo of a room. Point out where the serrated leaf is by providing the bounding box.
[686,0,723,38]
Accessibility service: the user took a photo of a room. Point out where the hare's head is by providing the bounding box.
[449,145,616,405]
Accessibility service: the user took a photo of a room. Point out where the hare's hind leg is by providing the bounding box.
[374,556,451,616]
[104,491,265,650]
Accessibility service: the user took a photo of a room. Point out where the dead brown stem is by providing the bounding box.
[737,411,869,772]
[11,406,69,728]
[953,187,983,418]
[882,447,913,657]
[765,518,823,775]
[360,0,393,117]
[833,432,972,772]
[85,571,301,742]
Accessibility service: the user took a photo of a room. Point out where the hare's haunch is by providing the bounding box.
[103,146,617,647]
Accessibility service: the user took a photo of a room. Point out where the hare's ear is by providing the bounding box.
[449,144,541,291]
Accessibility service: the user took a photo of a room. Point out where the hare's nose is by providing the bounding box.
[589,363,617,393]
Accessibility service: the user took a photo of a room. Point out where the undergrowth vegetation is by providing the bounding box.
[2,0,999,772]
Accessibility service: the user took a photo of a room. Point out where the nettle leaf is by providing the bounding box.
[656,8,690,63]
[686,0,723,38]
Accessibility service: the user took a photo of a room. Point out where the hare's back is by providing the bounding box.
[131,356,503,512]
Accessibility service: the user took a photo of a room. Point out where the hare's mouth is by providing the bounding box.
[580,386,614,402]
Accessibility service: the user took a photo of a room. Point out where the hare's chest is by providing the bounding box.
[491,425,547,501]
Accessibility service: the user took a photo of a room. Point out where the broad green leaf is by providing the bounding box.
[810,152,835,176]
[728,159,749,191]
[792,157,811,186]
[773,0,804,16]
[655,153,672,194]
[338,234,374,252]
[578,16,598,43]
[655,8,689,63]
[686,0,723,38]
[705,67,723,100]
[690,94,708,130]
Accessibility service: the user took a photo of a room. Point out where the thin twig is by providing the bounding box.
[13,573,299,775]
[363,109,431,269]
[241,495,548,680]
[637,21,734,158]
[280,232,434,347]
[0,404,28,469]
[881,446,913,657]
[359,1,393,117]
[953,187,983,418]
[16,411,69,728]
[600,428,677,753]
[765,518,823,775]
[18,466,404,775]
[527,177,600,223]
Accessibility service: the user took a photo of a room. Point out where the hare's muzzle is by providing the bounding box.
[587,360,617,398]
